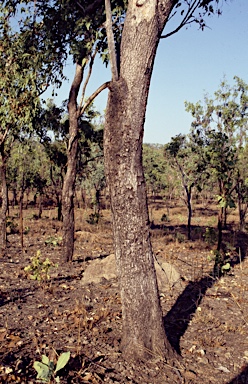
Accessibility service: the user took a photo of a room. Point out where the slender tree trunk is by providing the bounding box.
[187,191,192,240]
[104,1,176,361]
[217,206,223,252]
[237,179,247,231]
[62,63,82,262]
[0,148,8,255]
[223,206,227,229]
[19,189,24,251]
[12,187,18,207]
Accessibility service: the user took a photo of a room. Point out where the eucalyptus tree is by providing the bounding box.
[7,139,48,248]
[0,12,37,254]
[103,0,226,361]
[0,1,68,254]
[185,77,248,250]
[61,1,125,262]
[79,141,105,220]
[165,133,207,239]
[4,0,228,362]
[34,100,68,221]
[143,144,168,198]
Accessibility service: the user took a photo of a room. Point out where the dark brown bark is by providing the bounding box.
[0,147,7,256]
[237,178,247,231]
[62,63,82,262]
[62,61,109,261]
[19,189,24,251]
[186,188,192,241]
[104,0,176,361]
[217,206,223,252]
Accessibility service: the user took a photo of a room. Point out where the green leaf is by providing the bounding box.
[41,355,50,365]
[33,361,50,381]
[54,352,70,374]
[221,262,231,272]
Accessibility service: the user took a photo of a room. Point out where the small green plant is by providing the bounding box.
[33,351,70,383]
[24,250,58,281]
[208,249,231,278]
[24,226,30,235]
[45,236,62,247]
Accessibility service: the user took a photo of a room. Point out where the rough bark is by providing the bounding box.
[19,188,24,251]
[186,189,192,241]
[62,63,82,262]
[104,0,176,361]
[0,147,7,256]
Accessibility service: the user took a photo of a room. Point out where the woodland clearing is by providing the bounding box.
[0,199,248,383]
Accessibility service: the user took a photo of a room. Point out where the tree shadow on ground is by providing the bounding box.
[163,275,214,354]
[0,287,34,307]
[228,365,248,383]
[163,234,248,354]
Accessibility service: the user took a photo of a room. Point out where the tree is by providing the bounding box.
[3,0,227,362]
[185,76,248,251]
[236,144,248,230]
[143,143,169,221]
[103,0,225,361]
[60,1,125,262]
[0,13,37,254]
[165,134,206,240]
[0,0,68,254]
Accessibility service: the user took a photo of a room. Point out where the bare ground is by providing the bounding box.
[0,204,248,383]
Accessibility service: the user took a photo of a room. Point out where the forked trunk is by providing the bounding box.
[104,1,176,361]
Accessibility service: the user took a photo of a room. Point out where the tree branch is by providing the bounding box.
[78,49,98,117]
[160,0,201,39]
[104,0,118,81]
[79,81,110,117]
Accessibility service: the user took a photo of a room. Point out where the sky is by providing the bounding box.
[46,0,248,145]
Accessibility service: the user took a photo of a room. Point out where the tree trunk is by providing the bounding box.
[104,1,176,361]
[185,186,192,240]
[12,187,18,207]
[19,189,24,251]
[62,63,82,262]
[217,206,223,251]
[237,178,247,231]
[223,206,227,229]
[0,148,8,256]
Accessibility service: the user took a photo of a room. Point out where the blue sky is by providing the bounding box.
[47,0,248,145]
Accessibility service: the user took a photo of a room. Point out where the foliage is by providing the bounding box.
[24,250,58,281]
[185,76,248,246]
[7,139,49,197]
[143,144,169,196]
[208,249,231,278]
[33,351,70,383]
[45,236,62,247]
